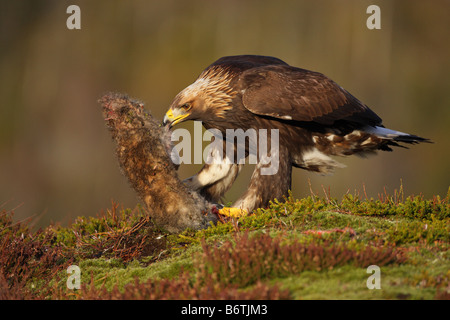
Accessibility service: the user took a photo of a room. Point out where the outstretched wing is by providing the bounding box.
[239,64,382,126]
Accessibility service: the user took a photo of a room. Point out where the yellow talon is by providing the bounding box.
[218,207,248,218]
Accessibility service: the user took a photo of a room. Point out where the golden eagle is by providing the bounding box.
[163,55,430,216]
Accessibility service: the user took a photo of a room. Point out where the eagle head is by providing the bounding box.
[163,88,203,128]
[163,67,235,128]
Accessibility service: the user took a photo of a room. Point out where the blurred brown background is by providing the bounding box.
[1,0,449,227]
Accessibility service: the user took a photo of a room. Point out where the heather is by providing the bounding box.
[1,187,449,300]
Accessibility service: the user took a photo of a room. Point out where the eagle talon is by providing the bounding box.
[218,207,248,218]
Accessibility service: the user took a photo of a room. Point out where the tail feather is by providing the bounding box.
[312,126,431,157]
[364,126,432,151]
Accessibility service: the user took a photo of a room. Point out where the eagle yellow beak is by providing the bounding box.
[163,108,190,127]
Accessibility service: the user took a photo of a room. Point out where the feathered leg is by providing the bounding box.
[184,139,243,202]
[224,145,291,216]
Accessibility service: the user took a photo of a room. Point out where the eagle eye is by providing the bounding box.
[180,103,192,111]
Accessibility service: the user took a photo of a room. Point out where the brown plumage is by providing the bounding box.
[163,55,431,212]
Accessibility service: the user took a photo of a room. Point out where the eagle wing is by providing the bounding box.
[239,65,382,126]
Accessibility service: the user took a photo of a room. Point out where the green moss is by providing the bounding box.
[386,216,450,245]
[276,264,440,300]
